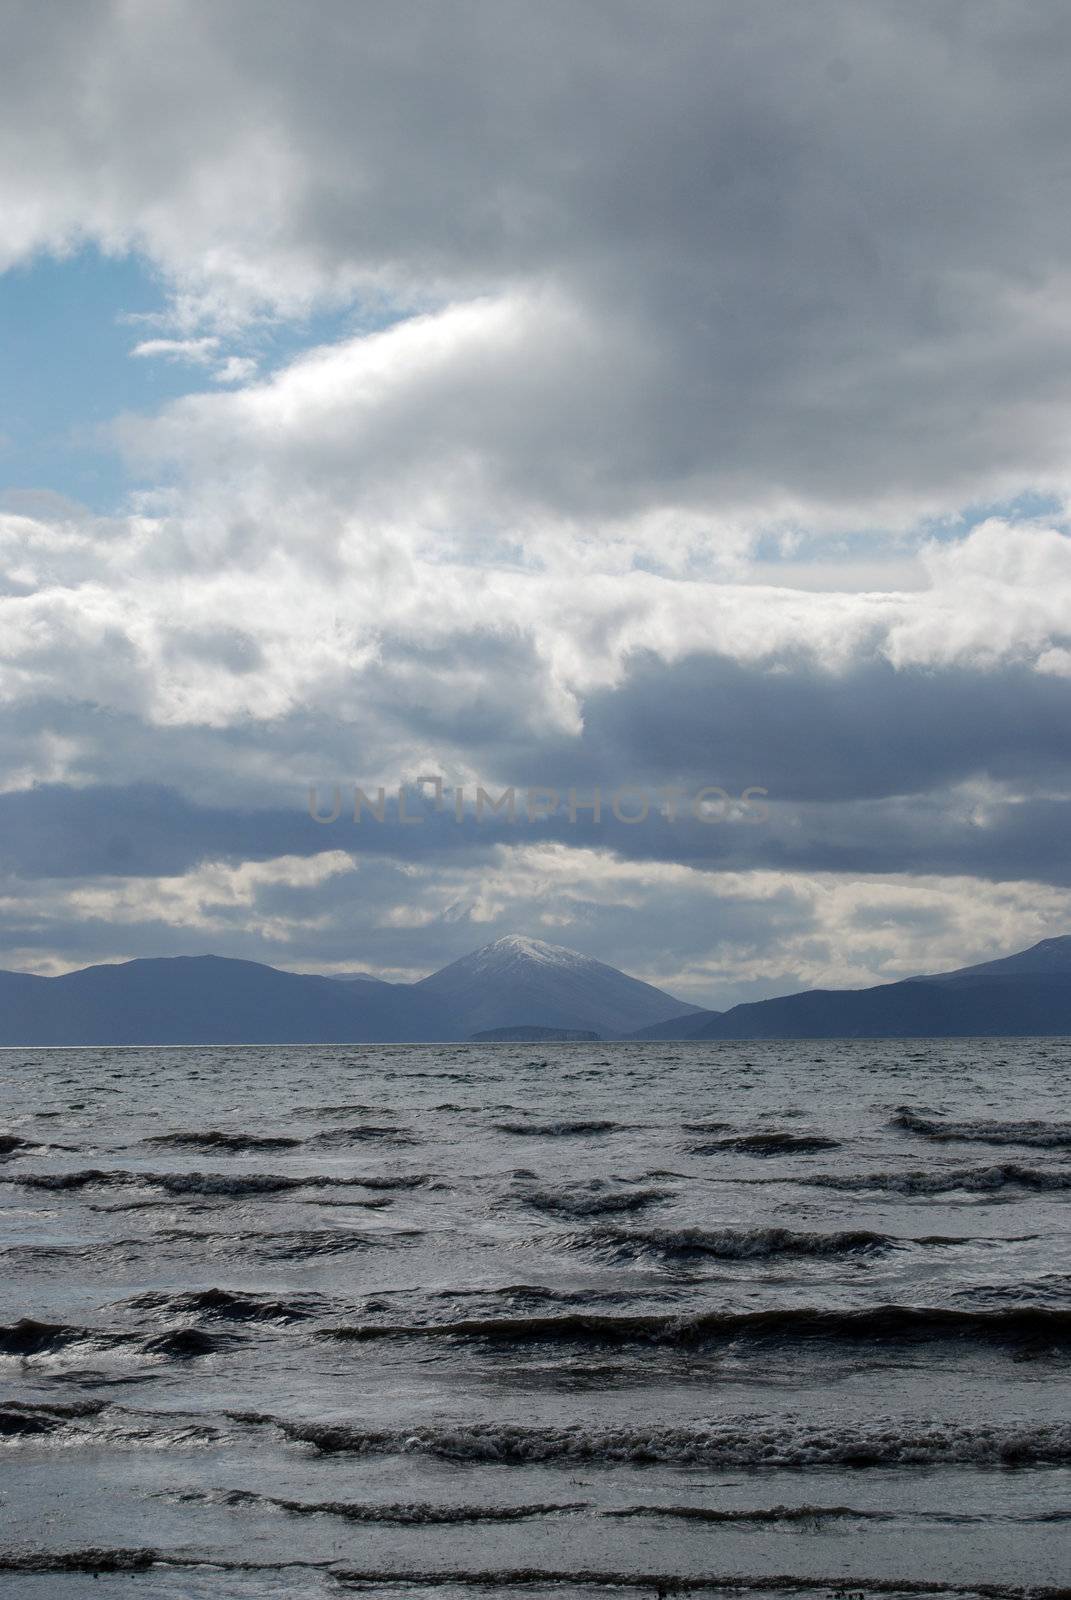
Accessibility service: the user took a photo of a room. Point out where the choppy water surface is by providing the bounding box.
[2,1038,1070,1599]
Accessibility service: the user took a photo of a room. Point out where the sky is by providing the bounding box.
[1,0,1070,1006]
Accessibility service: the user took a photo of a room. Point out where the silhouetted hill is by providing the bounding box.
[470,1025,601,1042]
[1,936,1066,1046]
[919,935,1071,982]
[0,956,456,1045]
[0,938,694,1045]
[689,972,1071,1040]
[623,937,1071,1040]
[626,1008,722,1040]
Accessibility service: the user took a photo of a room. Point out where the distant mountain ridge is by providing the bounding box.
[626,937,1071,1041]
[0,955,456,1046]
[0,934,1066,1045]
[470,1025,601,1042]
[0,936,694,1046]
[918,936,1071,983]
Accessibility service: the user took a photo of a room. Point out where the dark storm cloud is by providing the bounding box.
[2,645,1069,889]
[570,654,1071,802]
[3,774,1069,892]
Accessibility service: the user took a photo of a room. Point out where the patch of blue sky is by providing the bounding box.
[746,489,1067,568]
[0,246,406,516]
[936,489,1065,537]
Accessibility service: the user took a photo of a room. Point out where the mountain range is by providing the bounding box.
[0,936,694,1046]
[0,933,1067,1045]
[630,936,1071,1040]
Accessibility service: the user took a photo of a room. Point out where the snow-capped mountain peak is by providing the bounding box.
[416,935,697,1036]
[477,935,596,970]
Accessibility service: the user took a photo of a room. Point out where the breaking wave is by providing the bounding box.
[266,1414,1071,1467]
[807,1164,1071,1196]
[0,1398,106,1436]
[0,1134,43,1157]
[316,1303,1071,1349]
[2,1548,1063,1593]
[0,1549,158,1574]
[144,1130,303,1152]
[325,1565,1071,1596]
[0,1315,239,1359]
[0,1317,126,1357]
[893,1109,1071,1148]
[119,1287,329,1323]
[556,1224,960,1264]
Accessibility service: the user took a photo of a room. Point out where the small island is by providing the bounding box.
[469,1024,602,1042]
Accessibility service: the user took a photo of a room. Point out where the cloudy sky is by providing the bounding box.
[2,0,1070,1004]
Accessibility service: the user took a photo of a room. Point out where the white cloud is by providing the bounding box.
[7,5,1071,528]
[2,495,1068,770]
[67,849,357,935]
[348,842,1071,1002]
[4,839,1066,1001]
[131,336,220,364]
[885,520,1071,669]
[3,3,1071,978]
[212,354,258,384]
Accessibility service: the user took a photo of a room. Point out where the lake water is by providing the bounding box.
[2,1038,1070,1598]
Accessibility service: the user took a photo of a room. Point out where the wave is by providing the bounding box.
[316,1303,1071,1350]
[339,1174,429,1190]
[0,1400,233,1452]
[515,1182,673,1217]
[265,1413,1071,1468]
[0,1133,43,1157]
[0,1550,1066,1595]
[609,1502,1071,1526]
[2,1548,1062,1600]
[185,1487,588,1523]
[0,1317,119,1357]
[893,1109,1071,1148]
[120,1287,328,1323]
[141,1326,238,1357]
[291,1103,396,1116]
[495,1119,624,1137]
[0,1398,106,1436]
[326,1565,1071,1597]
[144,1130,303,1152]
[308,1125,420,1146]
[557,1224,960,1264]
[955,1276,1071,1308]
[0,1550,158,1574]
[202,1225,422,1258]
[607,1502,890,1523]
[8,1167,428,1196]
[808,1164,1071,1195]
[2,1225,420,1266]
[0,1315,238,1360]
[188,1485,1017,1532]
[686,1132,841,1155]
[10,1167,307,1194]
